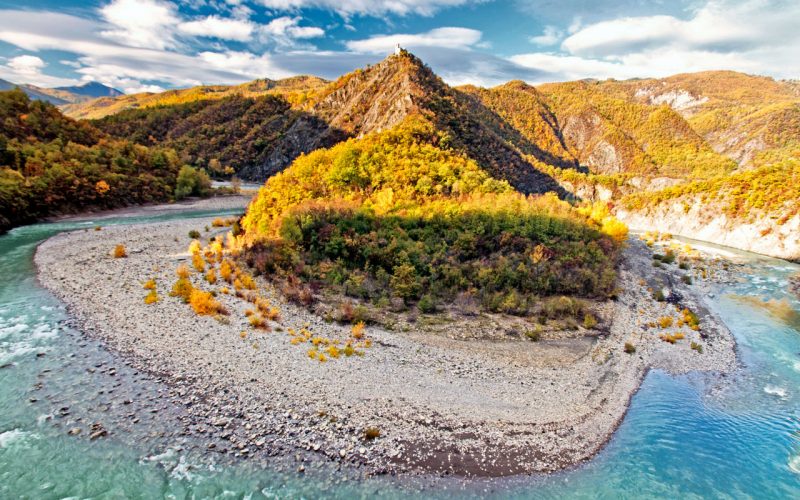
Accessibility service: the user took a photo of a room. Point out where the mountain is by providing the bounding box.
[0,78,123,105]
[75,54,799,259]
[54,81,123,100]
[0,78,68,104]
[94,52,564,194]
[61,76,327,120]
[586,71,800,168]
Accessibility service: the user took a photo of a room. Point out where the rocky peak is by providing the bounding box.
[310,51,444,136]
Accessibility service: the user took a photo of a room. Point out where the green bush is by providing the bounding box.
[525,329,541,342]
[175,165,211,199]
[417,294,438,313]
[248,199,619,316]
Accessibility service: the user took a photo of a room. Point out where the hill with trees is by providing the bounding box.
[55,54,799,259]
[0,89,198,232]
[92,52,565,195]
[241,116,625,316]
[61,76,326,120]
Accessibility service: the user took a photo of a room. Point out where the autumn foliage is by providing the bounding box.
[189,289,226,316]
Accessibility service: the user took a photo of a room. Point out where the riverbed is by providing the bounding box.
[1,203,799,497]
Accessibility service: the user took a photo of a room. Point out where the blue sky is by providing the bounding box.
[0,0,797,93]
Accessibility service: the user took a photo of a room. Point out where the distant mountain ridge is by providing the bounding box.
[0,78,122,105]
[61,76,327,120]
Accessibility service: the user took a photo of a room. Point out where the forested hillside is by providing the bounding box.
[95,94,344,180]
[62,76,326,120]
[93,52,565,194]
[63,52,799,259]
[241,116,625,315]
[0,89,193,232]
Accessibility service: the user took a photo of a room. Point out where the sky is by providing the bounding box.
[0,0,798,93]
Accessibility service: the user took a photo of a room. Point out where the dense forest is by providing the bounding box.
[94,94,343,180]
[0,89,208,232]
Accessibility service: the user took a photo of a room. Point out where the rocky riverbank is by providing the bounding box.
[617,203,800,263]
[35,211,737,478]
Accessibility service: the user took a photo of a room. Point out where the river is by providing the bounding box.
[1,209,798,498]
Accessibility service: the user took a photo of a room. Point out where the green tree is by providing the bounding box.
[175,165,211,199]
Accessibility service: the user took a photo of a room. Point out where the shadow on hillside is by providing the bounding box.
[432,91,575,200]
[94,94,349,184]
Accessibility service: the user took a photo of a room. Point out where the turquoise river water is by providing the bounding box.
[1,209,799,498]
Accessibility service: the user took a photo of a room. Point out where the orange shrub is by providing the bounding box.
[143,279,156,290]
[220,260,234,283]
[351,321,365,339]
[601,217,629,244]
[248,314,269,330]
[144,290,159,304]
[225,232,238,252]
[188,240,201,255]
[205,268,217,284]
[113,244,127,258]
[212,218,225,227]
[658,316,674,328]
[189,289,226,316]
[659,332,685,344]
[170,278,193,303]
[238,273,256,290]
[192,253,205,273]
[265,307,281,321]
[176,263,191,279]
[209,240,224,262]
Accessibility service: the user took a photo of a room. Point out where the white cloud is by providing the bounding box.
[178,15,255,41]
[100,0,179,50]
[255,0,480,17]
[529,26,561,46]
[347,27,482,53]
[124,83,166,93]
[259,16,325,47]
[7,55,45,75]
[0,54,78,87]
[513,0,800,82]
[2,0,800,95]
[562,0,800,58]
[197,50,295,78]
[0,8,331,92]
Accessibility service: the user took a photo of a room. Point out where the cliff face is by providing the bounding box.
[617,202,800,262]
